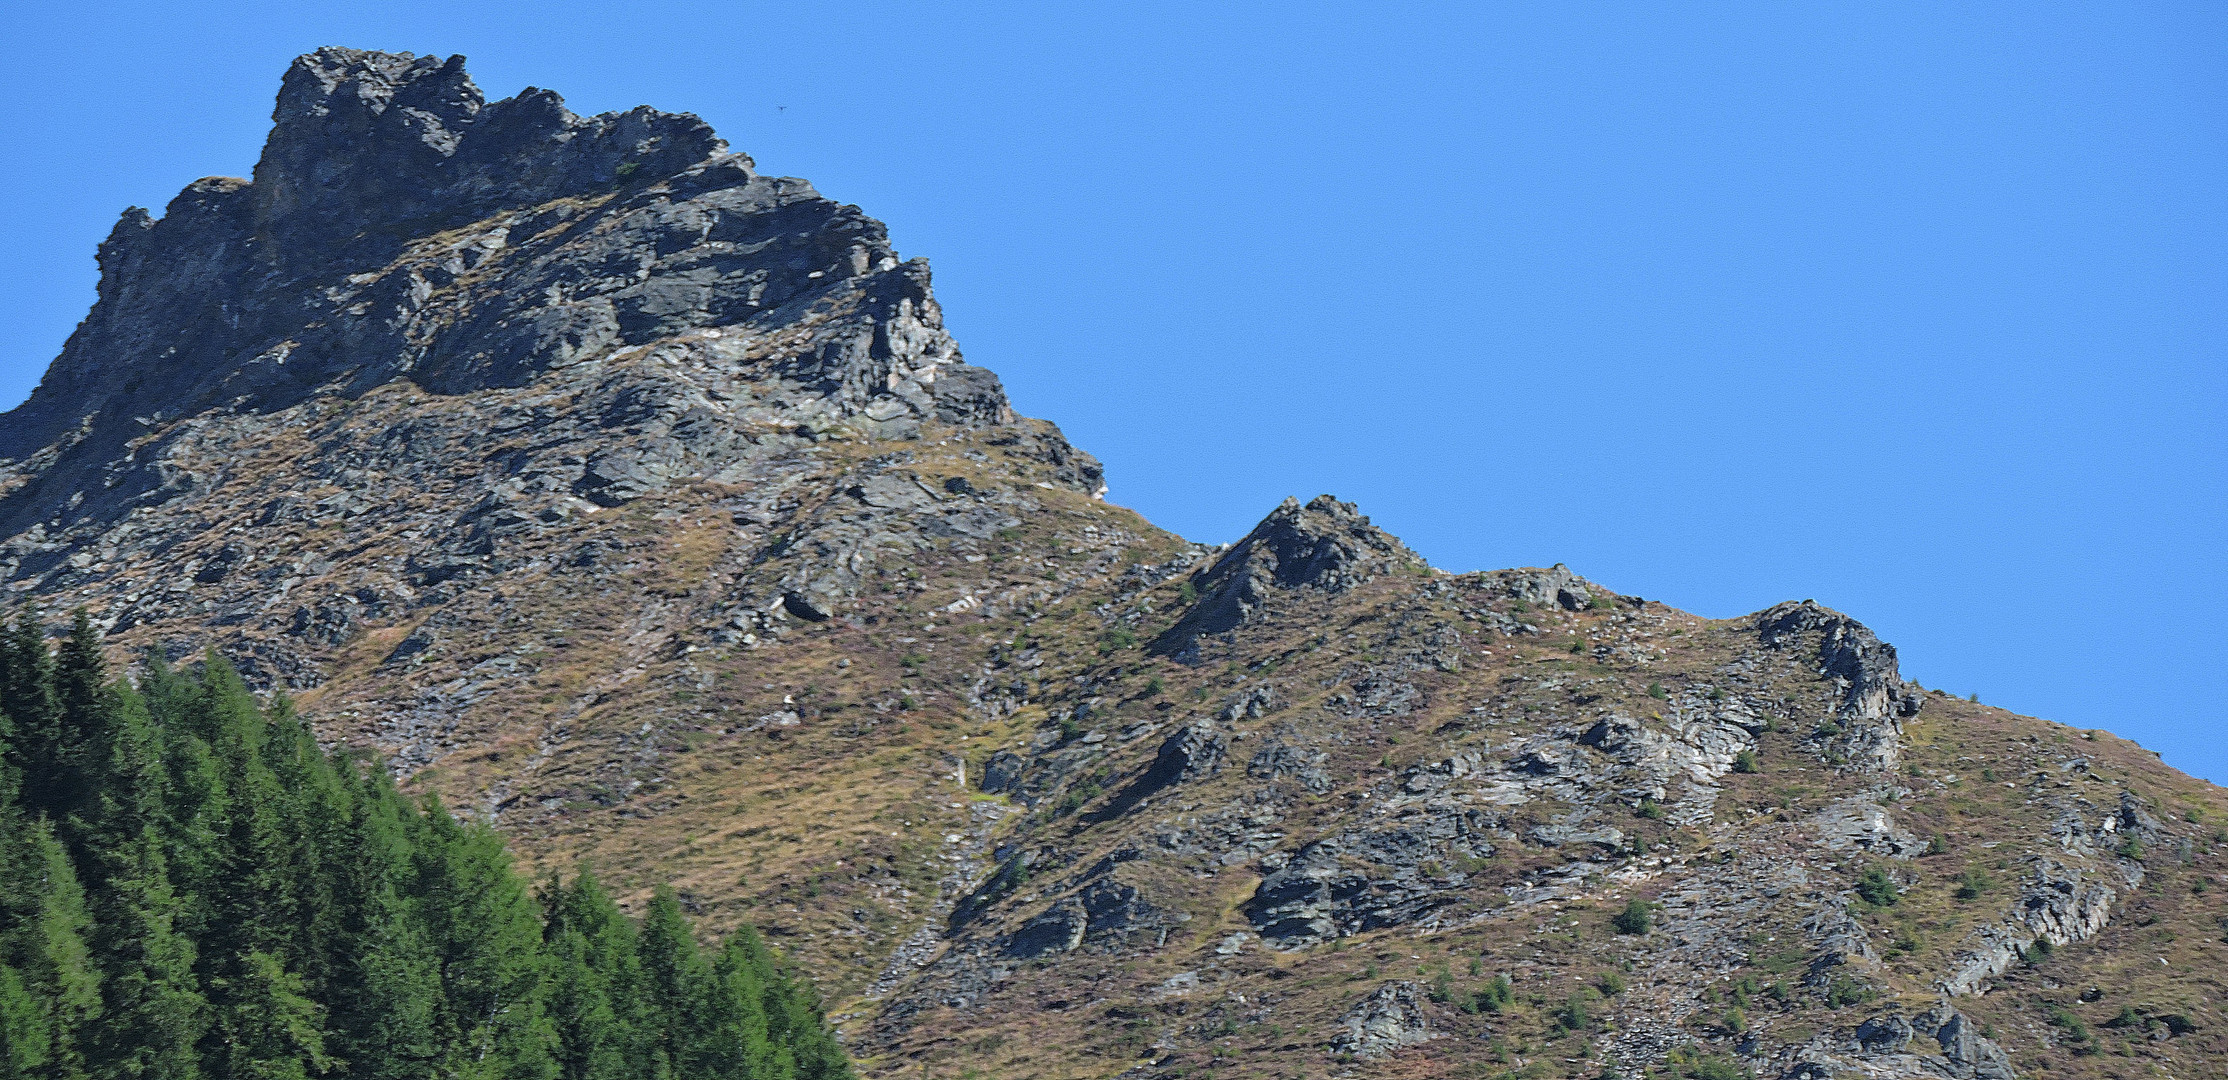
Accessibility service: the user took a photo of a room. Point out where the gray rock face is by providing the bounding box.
[980,750,1027,795]
[1855,1013,1916,1053]
[1142,721,1228,788]
[1244,806,1501,947]
[1245,737,1332,793]
[1810,796,1927,858]
[1001,900,1087,958]
[1330,981,1435,1059]
[1940,858,2119,996]
[1150,495,1410,656]
[1085,721,1228,821]
[1844,1002,2016,1080]
[990,850,1164,960]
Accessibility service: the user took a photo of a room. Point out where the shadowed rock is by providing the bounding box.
[1084,721,1227,823]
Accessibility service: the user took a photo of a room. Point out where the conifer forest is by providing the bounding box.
[0,613,852,1080]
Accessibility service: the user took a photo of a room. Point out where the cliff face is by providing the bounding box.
[4,49,2224,1080]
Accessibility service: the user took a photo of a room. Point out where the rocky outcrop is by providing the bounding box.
[1330,981,1435,1059]
[1847,1002,2017,1079]
[1245,809,1502,947]
[1150,495,1411,656]
[1941,858,2120,995]
[1756,600,1922,724]
[1084,721,1228,822]
[1918,1004,2018,1080]
[989,851,1165,961]
[1810,796,1927,858]
[1496,563,1597,611]
[979,751,1027,795]
[1575,709,1755,799]
[1245,737,1332,793]
[1756,600,1922,770]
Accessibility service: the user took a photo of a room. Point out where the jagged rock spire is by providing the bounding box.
[249,47,726,273]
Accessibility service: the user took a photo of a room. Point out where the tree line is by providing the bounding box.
[0,613,852,1080]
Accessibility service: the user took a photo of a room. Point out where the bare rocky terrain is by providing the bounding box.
[4,48,2223,1080]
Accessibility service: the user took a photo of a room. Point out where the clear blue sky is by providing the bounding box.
[2,3,2222,785]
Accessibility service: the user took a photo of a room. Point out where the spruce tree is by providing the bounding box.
[326,768,441,1080]
[0,651,17,823]
[541,870,639,1080]
[43,612,121,853]
[137,656,226,953]
[634,889,719,1080]
[213,951,329,1080]
[0,963,47,1079]
[722,925,852,1080]
[412,801,555,1080]
[3,615,61,827]
[8,824,99,1080]
[85,683,168,869]
[256,695,350,1000]
[86,827,204,1080]
[707,933,776,1080]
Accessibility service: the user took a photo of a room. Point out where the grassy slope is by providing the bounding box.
[78,402,2227,1079]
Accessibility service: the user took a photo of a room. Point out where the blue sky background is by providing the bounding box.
[2,3,2222,784]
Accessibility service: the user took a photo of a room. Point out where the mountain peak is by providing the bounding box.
[0,47,1077,540]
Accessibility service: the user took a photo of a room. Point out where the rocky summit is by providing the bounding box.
[5,48,2225,1080]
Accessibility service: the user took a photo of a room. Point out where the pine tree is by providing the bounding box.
[85,683,167,862]
[44,612,121,850]
[2,615,61,826]
[87,827,205,1080]
[213,951,329,1080]
[541,870,639,1080]
[0,963,50,1080]
[634,889,719,1080]
[706,933,776,1080]
[256,694,351,1001]
[136,655,226,954]
[721,924,852,1080]
[7,823,99,1080]
[325,767,441,1080]
[412,801,556,1080]
[0,731,37,1080]
[0,647,18,824]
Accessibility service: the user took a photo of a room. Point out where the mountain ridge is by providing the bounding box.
[1,48,2222,1080]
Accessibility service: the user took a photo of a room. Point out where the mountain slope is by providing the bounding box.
[3,49,2223,1080]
